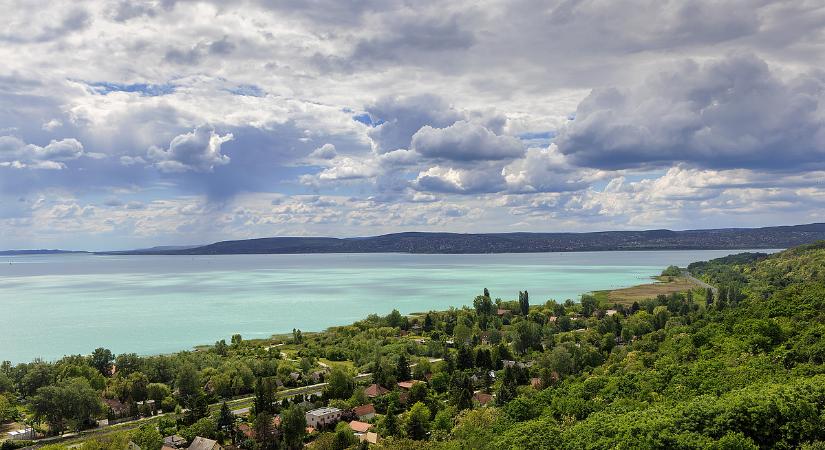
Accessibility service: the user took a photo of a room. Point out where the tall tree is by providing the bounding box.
[450,372,473,411]
[217,401,235,436]
[396,354,411,381]
[406,401,431,440]
[382,400,399,437]
[90,348,114,376]
[254,411,277,450]
[281,405,307,450]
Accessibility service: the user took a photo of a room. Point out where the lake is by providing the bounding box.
[0,250,772,363]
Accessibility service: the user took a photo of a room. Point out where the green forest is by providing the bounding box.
[2,242,825,449]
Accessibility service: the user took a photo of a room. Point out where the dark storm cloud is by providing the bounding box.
[556,54,825,171]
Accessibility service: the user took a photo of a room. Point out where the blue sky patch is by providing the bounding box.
[87,81,175,96]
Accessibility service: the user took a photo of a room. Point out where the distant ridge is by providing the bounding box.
[103,222,825,255]
[0,249,87,256]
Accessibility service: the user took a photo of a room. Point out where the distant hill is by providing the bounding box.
[104,222,825,255]
[0,249,86,256]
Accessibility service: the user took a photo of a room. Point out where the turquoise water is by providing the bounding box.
[0,250,767,363]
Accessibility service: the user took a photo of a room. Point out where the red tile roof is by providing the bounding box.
[364,384,389,397]
[349,421,373,433]
[353,404,375,417]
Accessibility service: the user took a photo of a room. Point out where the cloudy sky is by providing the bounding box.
[2,0,825,250]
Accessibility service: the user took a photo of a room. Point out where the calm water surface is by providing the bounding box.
[0,250,772,362]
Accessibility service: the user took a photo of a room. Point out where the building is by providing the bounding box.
[353,404,376,421]
[187,437,223,450]
[359,432,379,444]
[305,407,342,429]
[397,380,421,390]
[6,428,35,441]
[364,383,390,398]
[163,435,187,448]
[349,420,373,434]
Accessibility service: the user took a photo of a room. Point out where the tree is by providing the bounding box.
[31,377,103,434]
[392,354,410,382]
[512,320,542,354]
[281,405,307,450]
[324,368,354,400]
[382,401,399,437]
[581,295,597,317]
[406,401,431,440]
[519,291,530,316]
[423,313,434,332]
[114,353,142,377]
[408,381,429,405]
[214,339,228,356]
[175,363,200,404]
[457,346,474,371]
[496,366,517,405]
[147,383,171,405]
[90,348,114,376]
[450,372,473,411]
[453,321,472,345]
[218,402,235,435]
[254,377,276,415]
[475,348,493,370]
[131,423,162,450]
[292,328,303,344]
[386,309,403,328]
[254,411,277,450]
[474,294,494,317]
[231,334,243,346]
[706,288,714,307]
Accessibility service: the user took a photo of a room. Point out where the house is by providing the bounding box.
[530,377,543,389]
[237,424,254,441]
[353,404,376,421]
[364,383,389,398]
[502,360,532,369]
[349,420,373,434]
[397,380,421,390]
[104,398,131,418]
[496,309,509,316]
[6,428,35,441]
[547,316,557,323]
[305,407,342,429]
[359,432,379,444]
[473,392,493,406]
[163,435,187,448]
[188,437,223,450]
[605,309,618,316]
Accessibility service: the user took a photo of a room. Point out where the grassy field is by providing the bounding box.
[594,276,705,305]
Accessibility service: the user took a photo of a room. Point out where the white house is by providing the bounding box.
[305,407,342,429]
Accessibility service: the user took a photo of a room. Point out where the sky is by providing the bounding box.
[2,0,825,250]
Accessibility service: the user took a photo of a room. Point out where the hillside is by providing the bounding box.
[107,222,825,254]
[5,242,825,450]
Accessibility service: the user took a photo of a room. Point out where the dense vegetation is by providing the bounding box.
[2,242,825,449]
[109,223,825,254]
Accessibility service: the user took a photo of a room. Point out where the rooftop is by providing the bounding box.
[307,407,342,416]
